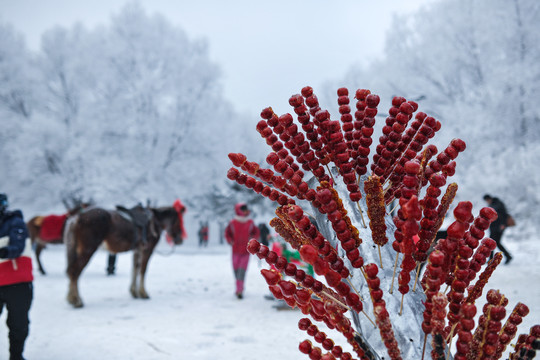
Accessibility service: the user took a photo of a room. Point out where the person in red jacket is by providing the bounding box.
[224,203,259,299]
[0,193,33,360]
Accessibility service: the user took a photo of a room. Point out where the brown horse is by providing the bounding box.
[65,203,185,308]
[27,203,90,275]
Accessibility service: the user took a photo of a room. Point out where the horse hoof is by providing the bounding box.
[73,301,84,308]
[67,295,84,308]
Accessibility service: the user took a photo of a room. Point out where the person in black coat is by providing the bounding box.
[483,194,513,264]
[0,193,33,360]
[257,223,271,247]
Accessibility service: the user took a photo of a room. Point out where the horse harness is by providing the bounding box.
[116,204,157,246]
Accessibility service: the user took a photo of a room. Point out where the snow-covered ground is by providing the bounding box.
[1,232,538,360]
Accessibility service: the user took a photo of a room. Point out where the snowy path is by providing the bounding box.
[1,236,538,360]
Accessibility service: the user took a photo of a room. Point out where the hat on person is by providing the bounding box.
[235,203,250,216]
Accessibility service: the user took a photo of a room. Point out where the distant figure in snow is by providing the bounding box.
[198,221,209,247]
[225,203,259,299]
[483,194,513,264]
[257,222,271,247]
[0,193,33,360]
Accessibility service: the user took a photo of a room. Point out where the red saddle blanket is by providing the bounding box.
[39,214,68,241]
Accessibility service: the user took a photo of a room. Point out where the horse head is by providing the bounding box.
[152,200,186,245]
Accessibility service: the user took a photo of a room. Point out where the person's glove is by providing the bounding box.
[0,247,8,258]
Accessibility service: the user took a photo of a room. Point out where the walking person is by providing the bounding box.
[225,203,259,299]
[0,193,33,360]
[258,222,271,247]
[198,221,209,247]
[483,194,513,264]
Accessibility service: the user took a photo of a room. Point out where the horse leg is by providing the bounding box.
[35,241,47,275]
[66,236,100,308]
[130,250,142,298]
[139,242,157,299]
[137,250,153,299]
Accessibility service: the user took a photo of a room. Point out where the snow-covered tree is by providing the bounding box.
[0,3,267,216]
[337,0,539,230]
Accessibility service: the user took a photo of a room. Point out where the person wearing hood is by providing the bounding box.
[0,193,33,360]
[224,203,259,299]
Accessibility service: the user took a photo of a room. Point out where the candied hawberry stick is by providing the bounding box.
[464,252,502,305]
[508,325,540,360]
[452,303,476,360]
[397,195,422,314]
[364,264,402,360]
[495,302,530,359]
[430,292,448,360]
[364,175,388,268]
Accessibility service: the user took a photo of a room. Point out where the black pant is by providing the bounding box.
[490,229,512,261]
[0,282,33,360]
[107,254,117,275]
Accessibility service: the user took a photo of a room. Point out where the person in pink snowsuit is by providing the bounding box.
[224,203,259,299]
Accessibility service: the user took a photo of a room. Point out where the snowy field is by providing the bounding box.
[1,232,538,360]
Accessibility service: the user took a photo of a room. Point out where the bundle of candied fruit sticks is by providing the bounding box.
[226,86,539,360]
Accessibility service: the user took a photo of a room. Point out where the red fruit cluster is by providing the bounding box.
[353,91,379,178]
[315,184,364,269]
[509,325,540,360]
[453,303,476,360]
[435,201,474,287]
[424,138,466,182]
[391,160,420,254]
[444,206,498,333]
[301,87,331,167]
[288,94,330,182]
[430,292,448,360]
[421,250,446,334]
[364,175,388,247]
[465,252,502,305]
[372,96,414,178]
[229,86,538,360]
[256,114,312,199]
[382,109,422,182]
[318,100,362,202]
[298,318,358,360]
[364,263,402,360]
[298,244,362,314]
[470,290,507,360]
[397,195,422,295]
[380,100,417,182]
[467,236,497,285]
[496,302,530,359]
[226,164,294,206]
[337,88,353,150]
[415,172,446,262]
[426,182,458,246]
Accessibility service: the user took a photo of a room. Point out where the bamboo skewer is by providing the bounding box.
[389,252,400,294]
[378,245,383,269]
[412,262,421,292]
[356,202,367,228]
[421,333,428,360]
[346,278,364,301]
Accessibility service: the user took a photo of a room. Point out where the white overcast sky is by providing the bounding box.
[1,0,435,116]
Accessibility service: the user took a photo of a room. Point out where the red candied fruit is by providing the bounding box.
[260,269,281,285]
[246,239,261,254]
[299,340,312,354]
[300,245,319,264]
[260,107,274,119]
